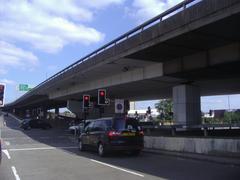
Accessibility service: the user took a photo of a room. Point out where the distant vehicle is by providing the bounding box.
[68,120,92,135]
[20,118,32,130]
[69,123,84,134]
[78,117,144,157]
[20,119,52,130]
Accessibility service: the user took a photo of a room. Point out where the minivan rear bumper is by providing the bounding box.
[105,144,143,152]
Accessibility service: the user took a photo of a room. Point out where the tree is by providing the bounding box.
[224,111,240,124]
[155,99,173,121]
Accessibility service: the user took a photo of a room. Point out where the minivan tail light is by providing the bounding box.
[108,131,121,137]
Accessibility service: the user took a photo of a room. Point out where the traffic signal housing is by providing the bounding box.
[98,89,106,105]
[0,84,5,107]
[83,95,90,108]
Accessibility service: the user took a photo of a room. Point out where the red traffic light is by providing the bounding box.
[98,89,107,105]
[100,91,105,96]
[83,95,90,108]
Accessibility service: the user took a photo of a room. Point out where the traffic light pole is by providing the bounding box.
[83,108,88,125]
[99,106,104,118]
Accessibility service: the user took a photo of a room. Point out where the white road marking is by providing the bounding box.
[9,146,78,151]
[11,166,21,180]
[5,141,10,145]
[4,136,69,140]
[90,159,144,178]
[4,137,31,140]
[2,149,11,159]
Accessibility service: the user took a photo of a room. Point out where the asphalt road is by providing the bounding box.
[0,114,240,180]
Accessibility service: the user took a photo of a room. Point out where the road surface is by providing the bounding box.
[0,114,239,180]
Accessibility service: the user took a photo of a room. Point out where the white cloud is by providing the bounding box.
[0,41,38,71]
[32,0,93,22]
[0,0,117,53]
[126,0,183,23]
[78,0,125,9]
[0,78,16,85]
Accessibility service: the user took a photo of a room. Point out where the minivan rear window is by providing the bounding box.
[113,117,139,131]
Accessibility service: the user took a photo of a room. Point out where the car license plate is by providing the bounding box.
[122,132,135,136]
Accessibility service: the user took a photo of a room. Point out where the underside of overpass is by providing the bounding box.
[40,0,240,102]
[51,25,240,102]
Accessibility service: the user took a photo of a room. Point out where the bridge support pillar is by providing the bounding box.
[173,84,201,126]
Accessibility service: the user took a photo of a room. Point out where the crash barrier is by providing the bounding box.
[140,122,240,137]
[144,136,240,157]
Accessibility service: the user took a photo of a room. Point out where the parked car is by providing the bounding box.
[20,119,52,130]
[78,117,144,157]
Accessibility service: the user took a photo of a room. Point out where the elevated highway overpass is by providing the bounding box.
[3,0,240,125]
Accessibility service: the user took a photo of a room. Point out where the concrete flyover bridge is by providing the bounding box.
[3,0,240,125]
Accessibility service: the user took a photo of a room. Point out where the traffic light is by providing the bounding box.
[83,95,90,108]
[98,89,106,105]
[0,84,5,107]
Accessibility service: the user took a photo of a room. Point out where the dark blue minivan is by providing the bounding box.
[78,117,144,157]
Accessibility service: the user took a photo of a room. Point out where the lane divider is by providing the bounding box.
[90,159,144,178]
[2,149,11,159]
[11,166,21,180]
[9,146,78,151]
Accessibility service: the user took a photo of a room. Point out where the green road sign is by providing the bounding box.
[18,84,32,91]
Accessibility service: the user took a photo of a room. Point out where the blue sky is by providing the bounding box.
[0,0,239,112]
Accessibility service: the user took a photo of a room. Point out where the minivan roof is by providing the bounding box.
[92,117,113,121]
[87,117,137,121]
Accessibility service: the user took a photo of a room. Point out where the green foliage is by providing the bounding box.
[155,99,173,121]
[224,111,240,124]
[202,117,220,124]
[202,111,240,124]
